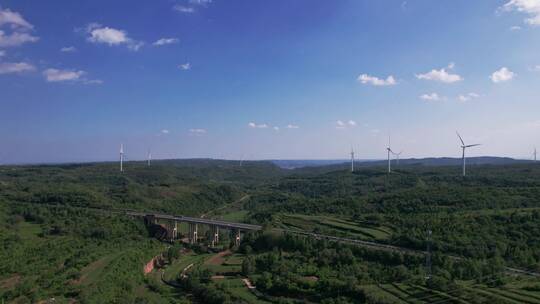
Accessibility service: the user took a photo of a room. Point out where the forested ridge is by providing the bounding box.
[1,160,540,303]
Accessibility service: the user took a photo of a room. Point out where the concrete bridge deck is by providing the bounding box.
[124,210,262,231]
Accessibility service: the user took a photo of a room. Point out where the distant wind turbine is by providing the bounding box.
[534,147,537,162]
[456,132,480,177]
[387,136,393,173]
[350,146,355,172]
[120,144,124,172]
[147,149,151,166]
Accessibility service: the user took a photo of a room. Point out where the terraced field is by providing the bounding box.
[361,281,540,304]
[276,213,392,241]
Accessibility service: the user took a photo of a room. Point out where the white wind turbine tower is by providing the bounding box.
[350,146,355,172]
[120,143,124,172]
[534,147,537,162]
[456,132,480,177]
[147,149,152,166]
[386,137,393,173]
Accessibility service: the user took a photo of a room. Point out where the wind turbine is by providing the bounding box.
[120,144,124,172]
[456,132,480,177]
[534,147,537,162]
[350,146,355,172]
[386,137,393,173]
[393,150,403,166]
[147,149,151,166]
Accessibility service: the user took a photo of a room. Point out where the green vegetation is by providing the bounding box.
[1,159,540,303]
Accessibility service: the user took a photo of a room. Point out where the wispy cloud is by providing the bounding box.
[501,0,540,26]
[416,63,463,83]
[42,68,102,84]
[189,128,206,135]
[60,46,77,52]
[286,124,299,129]
[178,63,191,70]
[510,25,522,30]
[248,122,268,129]
[43,68,85,82]
[490,67,515,83]
[420,92,442,101]
[458,92,480,102]
[85,23,143,51]
[153,38,179,46]
[357,74,397,86]
[0,8,39,47]
[173,5,196,13]
[336,120,356,129]
[0,61,35,74]
[173,1,212,14]
[0,50,5,57]
[161,129,170,134]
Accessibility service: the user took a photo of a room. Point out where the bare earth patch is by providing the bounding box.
[205,250,231,265]
[0,274,21,290]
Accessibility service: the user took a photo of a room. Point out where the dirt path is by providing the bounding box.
[204,250,231,265]
[200,194,250,219]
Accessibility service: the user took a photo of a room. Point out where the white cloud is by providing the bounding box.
[419,93,442,101]
[43,68,85,82]
[0,50,5,57]
[178,63,191,70]
[0,61,35,74]
[286,124,299,129]
[173,5,196,13]
[190,0,213,5]
[84,79,103,85]
[86,23,143,50]
[161,129,170,134]
[336,120,356,129]
[273,126,280,131]
[529,65,540,72]
[502,0,540,26]
[357,74,397,86]
[248,122,268,129]
[510,25,522,30]
[153,38,179,46]
[61,46,77,52]
[458,92,480,102]
[0,8,33,29]
[490,67,515,83]
[416,63,463,83]
[189,128,206,134]
[0,30,38,47]
[0,8,38,48]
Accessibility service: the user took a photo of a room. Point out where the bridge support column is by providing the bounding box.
[173,221,178,240]
[234,229,241,247]
[210,225,219,247]
[189,223,198,244]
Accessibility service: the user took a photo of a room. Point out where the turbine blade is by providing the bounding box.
[465,144,481,148]
[456,131,465,146]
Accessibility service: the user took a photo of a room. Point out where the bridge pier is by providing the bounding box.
[173,221,178,240]
[189,223,198,244]
[234,229,241,247]
[210,225,219,247]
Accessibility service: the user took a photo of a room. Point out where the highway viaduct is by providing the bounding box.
[124,210,262,246]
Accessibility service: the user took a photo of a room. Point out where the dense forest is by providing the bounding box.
[1,159,540,303]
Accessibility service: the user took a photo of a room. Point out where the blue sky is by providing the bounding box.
[1,0,540,163]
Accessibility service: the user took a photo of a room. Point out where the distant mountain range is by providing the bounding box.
[271,157,531,169]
